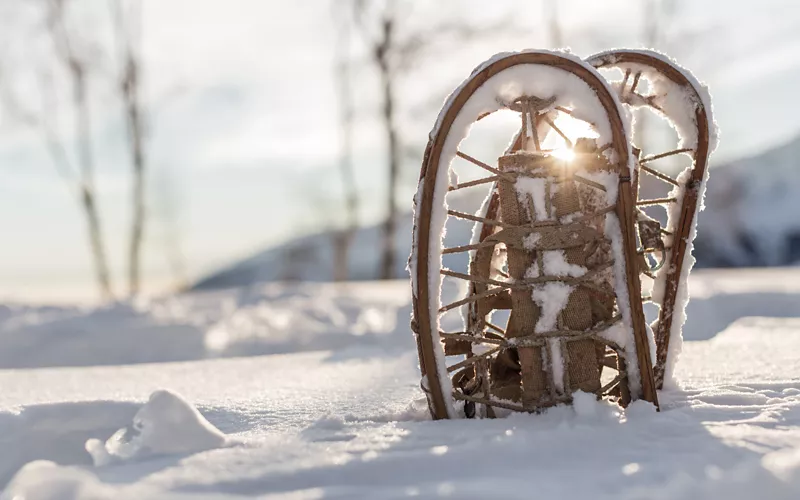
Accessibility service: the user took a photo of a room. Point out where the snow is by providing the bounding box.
[654,166,704,388]
[530,283,572,391]
[515,176,550,220]
[542,250,587,278]
[603,214,642,395]
[589,48,719,152]
[531,281,574,332]
[85,389,228,467]
[2,269,800,497]
[0,281,411,369]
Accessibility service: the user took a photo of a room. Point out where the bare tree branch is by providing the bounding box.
[41,0,115,300]
[351,0,517,279]
[110,0,148,297]
[331,1,360,282]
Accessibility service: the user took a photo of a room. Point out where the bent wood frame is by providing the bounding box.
[412,52,659,420]
[586,50,712,389]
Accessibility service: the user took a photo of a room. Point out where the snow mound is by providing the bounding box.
[639,446,800,500]
[0,281,414,369]
[85,390,228,466]
[4,461,114,500]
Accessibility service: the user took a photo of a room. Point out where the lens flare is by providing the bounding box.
[551,148,575,161]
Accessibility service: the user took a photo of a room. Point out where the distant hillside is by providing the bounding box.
[193,135,800,290]
[192,217,414,289]
[695,134,800,267]
[192,188,487,290]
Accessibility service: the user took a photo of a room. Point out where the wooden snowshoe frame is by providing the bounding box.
[586,50,713,388]
[410,52,660,420]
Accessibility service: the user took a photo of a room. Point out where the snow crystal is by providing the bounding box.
[523,232,541,249]
[448,168,459,190]
[603,214,641,396]
[86,389,228,466]
[533,282,573,393]
[549,339,565,392]
[542,250,587,278]
[515,177,551,221]
[532,283,572,332]
[408,177,424,296]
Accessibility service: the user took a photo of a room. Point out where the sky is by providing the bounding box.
[1,0,799,304]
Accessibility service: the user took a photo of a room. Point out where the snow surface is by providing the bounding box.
[3,269,800,498]
[85,389,229,467]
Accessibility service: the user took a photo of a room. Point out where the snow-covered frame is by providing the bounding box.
[586,49,716,389]
[410,51,659,420]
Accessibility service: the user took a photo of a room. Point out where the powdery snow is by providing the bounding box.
[1,271,800,498]
[85,389,228,466]
[542,250,587,278]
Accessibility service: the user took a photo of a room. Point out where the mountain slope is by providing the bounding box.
[696,134,800,267]
[193,134,800,289]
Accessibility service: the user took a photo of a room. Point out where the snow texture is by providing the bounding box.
[590,48,719,151]
[3,272,800,497]
[515,176,550,220]
[542,250,587,278]
[414,49,633,416]
[85,389,228,466]
[532,282,573,391]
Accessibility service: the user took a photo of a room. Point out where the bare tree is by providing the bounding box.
[638,0,678,155]
[353,0,402,280]
[544,1,564,48]
[110,0,147,297]
[332,2,360,282]
[352,1,510,280]
[151,166,188,291]
[43,0,115,300]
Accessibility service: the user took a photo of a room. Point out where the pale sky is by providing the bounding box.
[1,0,799,304]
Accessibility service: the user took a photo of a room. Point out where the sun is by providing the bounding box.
[551,148,576,162]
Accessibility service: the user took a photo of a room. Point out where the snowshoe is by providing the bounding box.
[587,49,717,389]
[409,50,667,419]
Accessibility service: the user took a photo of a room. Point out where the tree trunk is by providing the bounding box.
[545,1,563,48]
[378,58,398,280]
[73,69,114,301]
[333,8,359,282]
[110,0,147,297]
[125,77,146,297]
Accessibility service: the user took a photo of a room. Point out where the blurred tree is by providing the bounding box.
[42,0,115,300]
[353,0,402,280]
[332,2,360,282]
[638,0,677,156]
[110,0,148,297]
[151,165,188,291]
[544,1,564,48]
[351,0,494,280]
